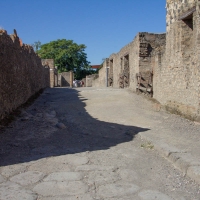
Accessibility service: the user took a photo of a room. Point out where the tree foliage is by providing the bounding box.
[37,39,91,76]
[32,41,42,52]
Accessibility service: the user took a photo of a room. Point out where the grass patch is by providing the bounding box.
[141,141,154,150]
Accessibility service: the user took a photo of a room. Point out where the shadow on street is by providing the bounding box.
[0,88,149,166]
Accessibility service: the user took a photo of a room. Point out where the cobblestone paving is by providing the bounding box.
[0,87,199,200]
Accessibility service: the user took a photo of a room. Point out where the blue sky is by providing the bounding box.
[0,0,166,65]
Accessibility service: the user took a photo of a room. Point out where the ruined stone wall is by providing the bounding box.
[42,59,56,87]
[108,35,140,90]
[59,72,70,87]
[92,60,107,87]
[152,47,166,102]
[0,29,50,120]
[57,71,73,87]
[94,40,140,89]
[93,33,165,91]
[153,0,200,121]
[86,74,99,87]
[105,33,165,92]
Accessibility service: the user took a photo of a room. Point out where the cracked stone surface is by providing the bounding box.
[0,88,200,199]
[0,181,37,200]
[0,175,5,183]
[33,181,88,196]
[138,190,173,200]
[96,182,140,198]
[10,171,44,186]
[43,172,83,181]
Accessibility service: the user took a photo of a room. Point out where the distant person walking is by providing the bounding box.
[81,80,84,87]
[73,79,77,87]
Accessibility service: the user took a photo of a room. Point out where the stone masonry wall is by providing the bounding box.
[94,33,165,93]
[108,35,140,90]
[138,33,166,95]
[86,74,99,87]
[58,71,73,87]
[0,29,50,120]
[42,59,57,88]
[92,60,108,87]
[153,0,200,121]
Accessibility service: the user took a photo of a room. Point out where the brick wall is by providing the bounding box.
[0,29,50,120]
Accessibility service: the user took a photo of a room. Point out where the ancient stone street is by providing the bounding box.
[0,88,200,200]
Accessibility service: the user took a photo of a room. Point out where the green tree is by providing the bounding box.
[32,41,42,52]
[37,39,90,75]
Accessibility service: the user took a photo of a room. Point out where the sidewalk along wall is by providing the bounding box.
[0,29,50,120]
[153,0,200,121]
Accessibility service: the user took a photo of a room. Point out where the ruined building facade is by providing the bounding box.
[93,0,200,121]
[153,0,200,121]
[42,59,74,88]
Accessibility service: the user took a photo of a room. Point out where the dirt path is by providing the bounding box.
[0,87,199,200]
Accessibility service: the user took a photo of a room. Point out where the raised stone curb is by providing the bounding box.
[139,132,200,185]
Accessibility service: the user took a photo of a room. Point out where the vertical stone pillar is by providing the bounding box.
[55,74,58,87]
[69,71,73,87]
[42,59,55,88]
[54,68,58,87]
[49,60,55,88]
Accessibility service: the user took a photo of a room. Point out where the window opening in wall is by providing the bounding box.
[179,7,196,30]
[182,14,193,30]
[119,57,124,88]
[123,54,129,87]
[120,57,123,73]
[124,54,129,71]
[109,59,113,87]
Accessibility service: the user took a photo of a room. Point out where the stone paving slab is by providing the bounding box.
[75,165,116,172]
[96,181,140,198]
[138,190,173,200]
[0,175,5,183]
[10,171,44,186]
[38,194,94,200]
[33,181,88,196]
[0,164,27,178]
[43,172,83,182]
[0,181,37,200]
[86,170,120,187]
[28,159,72,173]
